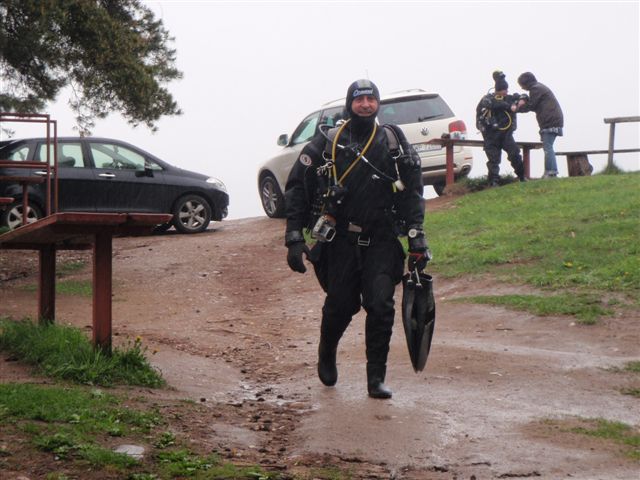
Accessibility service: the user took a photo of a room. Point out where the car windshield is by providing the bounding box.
[290,111,320,146]
[378,95,454,125]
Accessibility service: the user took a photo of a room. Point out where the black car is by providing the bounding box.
[0,137,229,233]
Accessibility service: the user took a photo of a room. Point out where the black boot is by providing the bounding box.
[318,338,338,386]
[367,363,392,399]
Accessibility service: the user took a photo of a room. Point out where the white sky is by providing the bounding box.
[7,0,640,219]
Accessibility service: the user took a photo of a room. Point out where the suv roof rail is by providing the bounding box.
[321,97,344,107]
[321,88,430,107]
[386,88,426,95]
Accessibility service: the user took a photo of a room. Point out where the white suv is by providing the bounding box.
[257,89,473,218]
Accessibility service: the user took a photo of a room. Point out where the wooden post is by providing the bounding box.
[522,147,531,179]
[38,244,56,323]
[607,122,616,169]
[21,183,29,226]
[93,231,113,353]
[445,140,454,188]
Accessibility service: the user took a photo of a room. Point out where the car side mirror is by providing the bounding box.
[277,134,289,147]
[135,166,154,178]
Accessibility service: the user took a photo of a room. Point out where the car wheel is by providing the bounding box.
[260,174,285,218]
[172,194,212,234]
[1,202,43,230]
[432,182,446,197]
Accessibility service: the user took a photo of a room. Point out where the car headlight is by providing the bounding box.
[206,177,227,193]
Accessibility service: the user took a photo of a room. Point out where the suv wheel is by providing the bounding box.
[1,202,43,230]
[172,194,212,234]
[260,174,285,218]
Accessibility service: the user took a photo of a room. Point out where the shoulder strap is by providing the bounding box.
[382,124,400,152]
[323,126,340,157]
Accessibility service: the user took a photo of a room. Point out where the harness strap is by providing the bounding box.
[326,119,378,186]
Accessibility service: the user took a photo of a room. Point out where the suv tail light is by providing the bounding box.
[448,120,467,139]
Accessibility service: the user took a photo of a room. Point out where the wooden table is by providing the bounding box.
[0,212,172,352]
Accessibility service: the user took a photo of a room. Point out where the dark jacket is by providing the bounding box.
[519,82,563,130]
[285,122,424,236]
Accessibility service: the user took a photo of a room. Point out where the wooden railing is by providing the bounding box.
[426,138,543,187]
[604,116,640,168]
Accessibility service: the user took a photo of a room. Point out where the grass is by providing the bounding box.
[0,383,282,479]
[0,319,164,387]
[540,417,640,462]
[20,259,90,296]
[427,173,639,321]
[624,361,640,373]
[456,293,612,324]
[22,279,93,296]
[616,361,640,398]
[57,259,88,277]
[0,320,286,478]
[571,418,640,461]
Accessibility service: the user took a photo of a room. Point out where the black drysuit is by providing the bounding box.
[284,121,424,384]
[477,93,525,182]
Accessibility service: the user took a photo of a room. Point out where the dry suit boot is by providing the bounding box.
[367,363,392,399]
[317,339,338,386]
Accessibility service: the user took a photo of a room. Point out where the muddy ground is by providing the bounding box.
[1,196,639,479]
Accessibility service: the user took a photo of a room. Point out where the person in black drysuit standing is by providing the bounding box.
[476,71,526,186]
[284,79,428,399]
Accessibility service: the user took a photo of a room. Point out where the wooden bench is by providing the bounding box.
[556,148,640,176]
[0,212,172,352]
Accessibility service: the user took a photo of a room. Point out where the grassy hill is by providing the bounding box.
[426,173,639,323]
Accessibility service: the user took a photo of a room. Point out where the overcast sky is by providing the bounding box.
[9,0,640,219]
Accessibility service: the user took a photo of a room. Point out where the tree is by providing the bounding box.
[0,0,182,134]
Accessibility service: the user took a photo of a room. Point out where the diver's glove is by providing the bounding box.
[407,227,431,272]
[285,230,310,273]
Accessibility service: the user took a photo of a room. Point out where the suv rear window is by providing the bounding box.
[378,95,454,125]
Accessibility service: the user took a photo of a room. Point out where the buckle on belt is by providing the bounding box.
[357,235,370,247]
[347,223,370,246]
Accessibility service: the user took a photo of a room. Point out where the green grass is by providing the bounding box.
[0,384,159,468]
[57,260,88,277]
[0,383,282,479]
[427,173,640,321]
[0,319,164,387]
[624,361,640,373]
[22,279,93,296]
[604,361,640,398]
[456,293,612,324]
[20,259,90,295]
[571,418,640,461]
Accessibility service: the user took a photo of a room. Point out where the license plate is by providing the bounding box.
[412,143,441,153]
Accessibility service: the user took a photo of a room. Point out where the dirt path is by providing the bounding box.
[1,198,639,479]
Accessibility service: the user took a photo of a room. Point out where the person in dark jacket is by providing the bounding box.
[517,72,564,178]
[284,79,428,399]
[476,71,526,186]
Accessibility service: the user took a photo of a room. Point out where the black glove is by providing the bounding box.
[407,228,431,272]
[408,250,431,272]
[287,242,310,273]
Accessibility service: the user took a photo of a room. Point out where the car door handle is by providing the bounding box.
[98,173,116,178]
[34,170,50,176]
